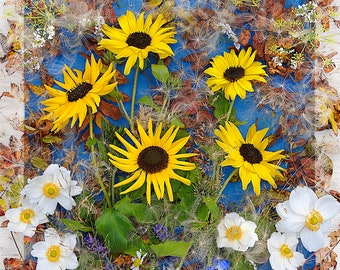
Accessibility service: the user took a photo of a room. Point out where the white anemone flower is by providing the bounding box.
[31,228,78,270]
[21,164,82,215]
[216,212,258,252]
[5,198,48,237]
[276,186,340,252]
[131,249,147,270]
[267,232,305,270]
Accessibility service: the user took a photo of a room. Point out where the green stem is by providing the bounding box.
[215,168,238,203]
[111,62,130,123]
[225,99,235,122]
[88,108,112,208]
[130,64,140,128]
[118,97,130,122]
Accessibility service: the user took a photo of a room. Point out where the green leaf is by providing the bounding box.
[59,219,92,232]
[209,91,231,121]
[31,157,49,170]
[107,89,124,102]
[151,63,169,83]
[170,117,185,128]
[196,202,209,222]
[151,240,192,257]
[203,196,221,220]
[86,137,97,148]
[137,95,160,111]
[114,196,157,223]
[42,134,63,144]
[95,208,135,254]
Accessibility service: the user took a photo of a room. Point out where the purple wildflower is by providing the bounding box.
[153,224,169,242]
[83,233,108,258]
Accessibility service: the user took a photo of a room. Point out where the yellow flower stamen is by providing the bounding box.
[45,245,61,262]
[305,210,323,231]
[42,183,60,199]
[225,226,242,240]
[280,244,293,258]
[133,258,141,267]
[20,209,35,223]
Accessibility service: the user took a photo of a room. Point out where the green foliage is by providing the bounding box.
[114,196,157,223]
[151,240,192,258]
[209,91,235,123]
[31,157,49,170]
[59,219,92,232]
[95,208,135,254]
[138,95,161,111]
[151,62,170,84]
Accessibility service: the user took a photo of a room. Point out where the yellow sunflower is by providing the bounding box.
[205,47,267,100]
[41,54,117,132]
[215,122,285,195]
[109,119,196,204]
[98,10,177,75]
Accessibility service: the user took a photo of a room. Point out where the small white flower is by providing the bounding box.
[267,232,305,270]
[276,186,340,252]
[46,25,55,40]
[131,249,147,270]
[32,32,46,48]
[31,228,78,270]
[5,198,48,237]
[216,212,258,252]
[21,164,82,215]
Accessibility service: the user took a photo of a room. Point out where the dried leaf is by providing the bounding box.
[99,100,123,120]
[0,198,6,216]
[101,2,117,25]
[26,83,46,96]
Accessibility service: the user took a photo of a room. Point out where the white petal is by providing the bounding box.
[44,164,59,175]
[269,252,285,270]
[44,228,61,244]
[315,195,340,220]
[284,233,299,248]
[7,221,27,233]
[57,193,75,210]
[290,252,305,267]
[288,186,316,215]
[5,208,21,222]
[300,228,325,252]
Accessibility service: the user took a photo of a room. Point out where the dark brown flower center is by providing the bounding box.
[223,66,245,82]
[138,146,169,173]
[239,143,263,164]
[67,82,92,102]
[126,32,152,49]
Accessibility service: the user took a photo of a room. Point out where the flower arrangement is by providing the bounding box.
[1,0,340,269]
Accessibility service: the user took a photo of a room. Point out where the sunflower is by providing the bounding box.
[41,54,117,132]
[98,10,177,75]
[215,122,285,195]
[109,119,196,204]
[205,47,267,100]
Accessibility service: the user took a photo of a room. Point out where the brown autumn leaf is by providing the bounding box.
[3,258,36,270]
[26,83,46,96]
[99,100,123,120]
[115,70,129,85]
[253,31,265,59]
[0,143,13,170]
[40,68,54,87]
[95,112,108,129]
[101,2,117,25]
[3,258,24,270]
[9,136,21,162]
[0,92,14,99]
